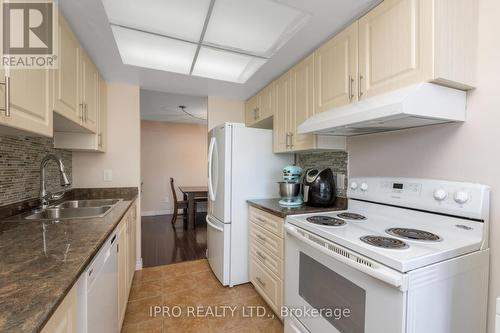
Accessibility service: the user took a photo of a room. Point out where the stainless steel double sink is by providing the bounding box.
[6,199,122,221]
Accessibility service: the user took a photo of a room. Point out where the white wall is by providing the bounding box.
[72,83,142,267]
[347,0,500,331]
[207,96,245,130]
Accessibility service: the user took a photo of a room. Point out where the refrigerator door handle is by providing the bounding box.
[208,136,216,201]
[206,215,224,232]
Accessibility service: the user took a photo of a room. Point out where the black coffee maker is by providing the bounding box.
[303,168,336,207]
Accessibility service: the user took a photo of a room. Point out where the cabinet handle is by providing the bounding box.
[349,75,354,101]
[256,277,266,287]
[79,103,84,121]
[256,251,267,261]
[285,133,290,148]
[98,133,102,147]
[0,76,11,117]
[255,107,260,119]
[290,133,294,148]
[358,74,364,99]
[85,104,88,122]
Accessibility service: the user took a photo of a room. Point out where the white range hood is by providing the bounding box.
[298,83,466,136]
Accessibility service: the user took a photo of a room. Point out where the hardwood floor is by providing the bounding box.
[141,213,207,268]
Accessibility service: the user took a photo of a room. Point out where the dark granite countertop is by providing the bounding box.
[0,188,138,333]
[247,197,348,218]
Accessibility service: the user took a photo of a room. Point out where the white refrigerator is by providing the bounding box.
[207,123,291,286]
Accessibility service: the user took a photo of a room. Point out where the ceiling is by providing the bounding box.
[140,90,208,125]
[60,0,380,100]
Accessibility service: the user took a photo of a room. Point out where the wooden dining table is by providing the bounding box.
[178,186,208,229]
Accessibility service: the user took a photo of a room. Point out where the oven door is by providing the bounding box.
[284,224,407,333]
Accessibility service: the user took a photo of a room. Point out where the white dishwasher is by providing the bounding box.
[86,232,119,333]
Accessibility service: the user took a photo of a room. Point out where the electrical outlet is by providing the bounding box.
[337,174,346,190]
[103,169,113,182]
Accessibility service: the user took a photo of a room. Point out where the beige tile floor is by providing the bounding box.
[121,259,284,333]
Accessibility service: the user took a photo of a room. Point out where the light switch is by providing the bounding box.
[103,169,113,182]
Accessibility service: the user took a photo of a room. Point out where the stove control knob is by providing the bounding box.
[433,189,448,201]
[454,191,470,204]
[360,182,369,192]
[350,182,358,190]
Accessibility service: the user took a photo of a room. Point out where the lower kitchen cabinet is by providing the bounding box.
[41,284,78,333]
[118,203,137,328]
[117,217,129,326]
[248,206,284,318]
[40,202,137,333]
[0,68,53,137]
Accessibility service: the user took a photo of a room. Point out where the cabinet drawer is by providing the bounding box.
[249,207,284,238]
[250,239,283,279]
[250,221,283,260]
[250,256,282,316]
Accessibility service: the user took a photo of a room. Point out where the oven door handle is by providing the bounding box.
[285,224,407,290]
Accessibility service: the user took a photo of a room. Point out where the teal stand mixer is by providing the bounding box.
[278,165,304,207]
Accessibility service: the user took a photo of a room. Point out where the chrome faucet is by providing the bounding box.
[39,154,71,208]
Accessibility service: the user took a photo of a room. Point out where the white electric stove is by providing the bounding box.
[284,177,490,333]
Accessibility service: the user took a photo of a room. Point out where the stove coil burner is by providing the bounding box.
[386,228,441,242]
[337,212,367,220]
[306,216,346,227]
[360,235,409,249]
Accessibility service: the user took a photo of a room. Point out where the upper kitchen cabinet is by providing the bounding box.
[97,74,107,152]
[54,73,107,152]
[245,85,273,128]
[315,21,358,113]
[245,94,259,126]
[288,55,346,152]
[291,54,315,150]
[80,51,98,133]
[273,72,292,153]
[53,15,81,125]
[53,13,99,134]
[358,0,478,100]
[0,68,53,137]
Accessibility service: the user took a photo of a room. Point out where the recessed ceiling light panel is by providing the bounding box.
[102,0,211,42]
[111,26,197,74]
[203,0,310,58]
[192,46,266,83]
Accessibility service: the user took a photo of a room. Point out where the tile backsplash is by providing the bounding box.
[296,151,348,197]
[0,136,72,206]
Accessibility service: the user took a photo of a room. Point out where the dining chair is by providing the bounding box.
[170,178,193,228]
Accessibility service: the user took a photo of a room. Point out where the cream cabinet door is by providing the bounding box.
[117,220,128,326]
[53,15,81,124]
[127,207,136,288]
[273,73,291,153]
[80,51,98,133]
[314,21,358,113]
[41,284,77,333]
[97,74,107,152]
[245,94,261,126]
[291,54,315,150]
[259,84,274,120]
[0,68,53,137]
[358,0,433,99]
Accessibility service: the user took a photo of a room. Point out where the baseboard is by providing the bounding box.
[141,209,173,216]
[141,208,208,217]
[135,258,143,270]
